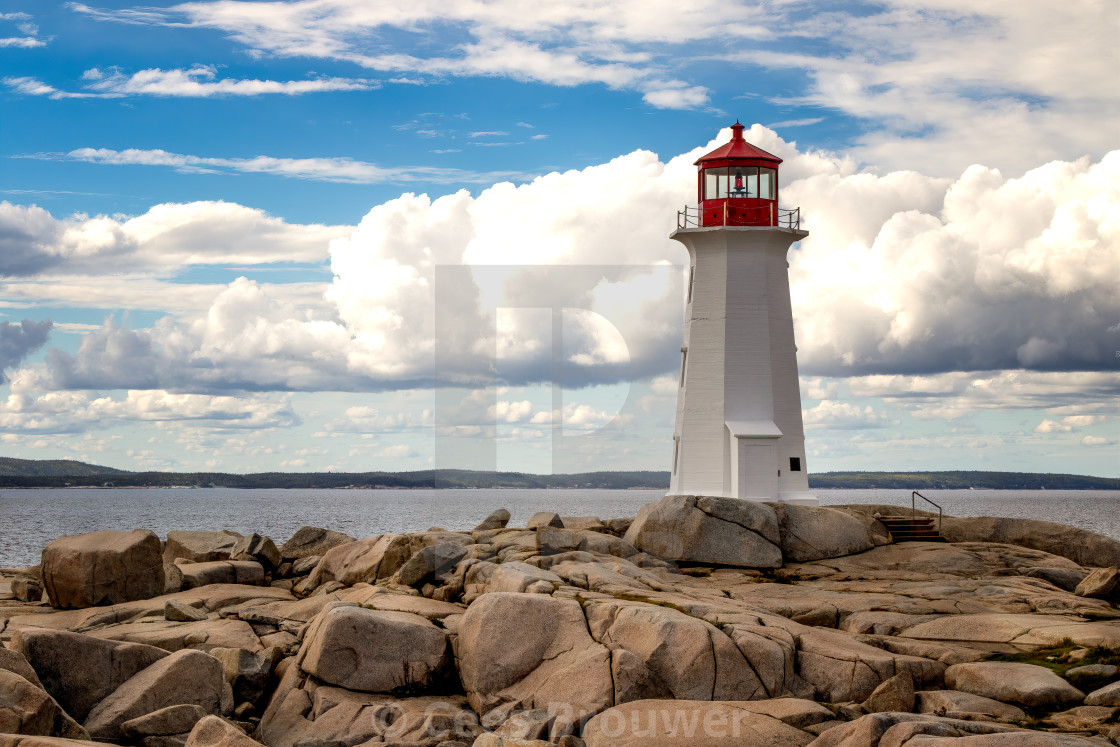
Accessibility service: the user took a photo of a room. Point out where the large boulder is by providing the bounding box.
[723,624,810,699]
[1025,566,1088,592]
[1085,680,1120,707]
[11,574,43,603]
[465,561,562,598]
[121,703,209,738]
[0,669,88,739]
[185,714,259,746]
[767,503,874,562]
[1074,566,1119,598]
[91,617,264,653]
[939,513,1120,568]
[297,602,450,693]
[165,598,209,622]
[178,560,265,589]
[394,542,469,587]
[835,505,1120,568]
[623,495,782,567]
[474,509,512,531]
[229,533,282,568]
[587,599,767,701]
[458,592,613,728]
[795,628,945,703]
[83,648,229,740]
[10,628,168,722]
[807,712,1100,746]
[278,526,355,560]
[861,671,915,713]
[944,662,1085,708]
[41,529,164,609]
[304,534,413,587]
[257,667,481,747]
[0,648,42,689]
[581,699,818,746]
[208,647,282,709]
[916,689,1027,721]
[527,512,563,529]
[164,530,242,564]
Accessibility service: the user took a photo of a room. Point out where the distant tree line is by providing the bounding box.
[0,458,1115,490]
[808,471,1119,490]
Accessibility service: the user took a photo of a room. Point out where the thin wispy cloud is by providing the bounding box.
[4,65,376,99]
[0,37,47,48]
[0,11,47,48]
[4,77,100,98]
[767,118,824,129]
[82,65,376,96]
[25,147,539,184]
[66,0,779,108]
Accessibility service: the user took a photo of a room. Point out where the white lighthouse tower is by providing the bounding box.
[669,122,816,505]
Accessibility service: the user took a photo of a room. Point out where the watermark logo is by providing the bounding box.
[433,264,682,475]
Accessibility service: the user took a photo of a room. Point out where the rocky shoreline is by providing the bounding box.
[2,496,1119,746]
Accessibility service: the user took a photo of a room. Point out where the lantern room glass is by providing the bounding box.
[703,166,775,201]
[704,169,728,200]
[759,167,776,199]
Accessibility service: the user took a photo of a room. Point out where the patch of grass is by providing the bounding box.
[983,638,1120,678]
[984,639,1078,674]
[1086,644,1120,666]
[757,568,797,585]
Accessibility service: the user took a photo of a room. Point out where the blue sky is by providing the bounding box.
[1,0,1117,477]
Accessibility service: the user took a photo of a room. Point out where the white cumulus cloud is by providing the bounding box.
[9,126,1118,410]
[0,199,346,277]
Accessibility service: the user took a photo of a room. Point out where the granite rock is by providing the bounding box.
[42,529,164,609]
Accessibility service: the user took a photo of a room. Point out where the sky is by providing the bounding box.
[0,0,1117,478]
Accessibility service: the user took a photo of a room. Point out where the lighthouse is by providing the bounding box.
[668,122,816,505]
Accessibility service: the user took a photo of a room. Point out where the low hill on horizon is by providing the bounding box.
[809,470,1120,490]
[0,457,1116,490]
[0,458,131,478]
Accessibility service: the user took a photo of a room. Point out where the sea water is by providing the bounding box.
[1,487,1117,568]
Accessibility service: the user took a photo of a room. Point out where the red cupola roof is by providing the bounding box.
[694,122,782,167]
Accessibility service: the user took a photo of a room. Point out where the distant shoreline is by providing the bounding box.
[0,457,1117,490]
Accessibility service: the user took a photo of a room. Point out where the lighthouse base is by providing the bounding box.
[664,492,817,506]
[774,491,819,506]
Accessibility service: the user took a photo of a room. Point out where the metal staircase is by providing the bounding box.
[877,516,946,542]
[877,492,947,542]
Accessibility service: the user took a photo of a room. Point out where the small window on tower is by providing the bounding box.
[789,457,802,472]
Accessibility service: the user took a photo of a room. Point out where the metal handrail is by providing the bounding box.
[676,204,800,229]
[678,205,702,228]
[912,490,942,534]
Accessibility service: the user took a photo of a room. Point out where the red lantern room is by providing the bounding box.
[689,121,792,228]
